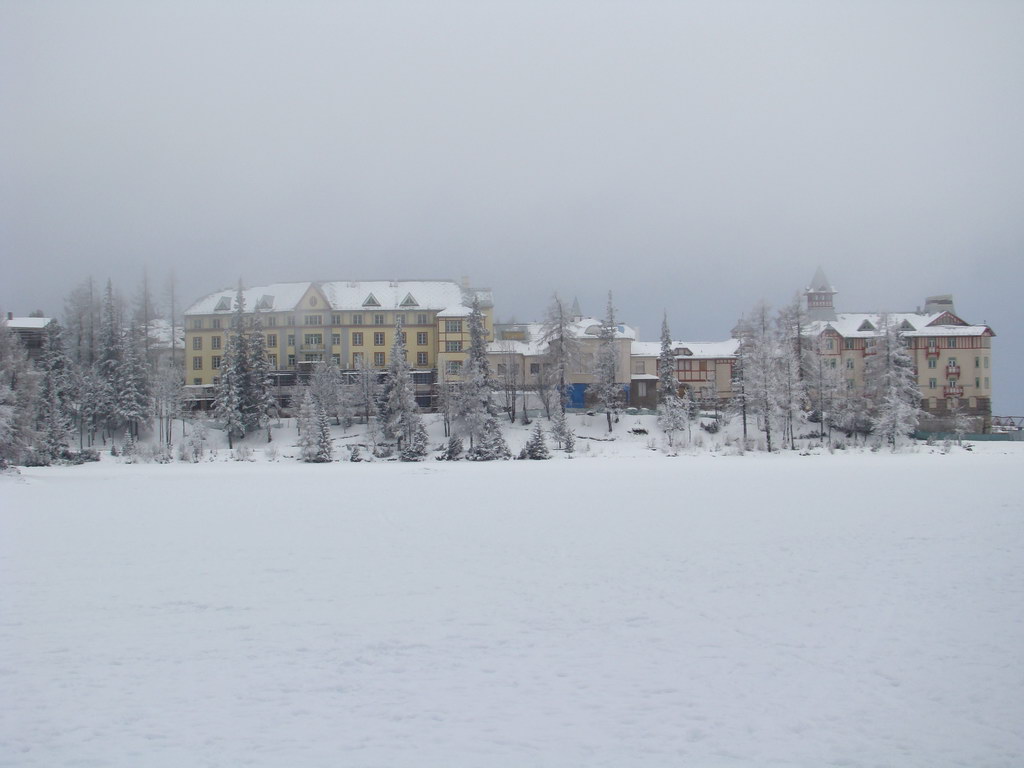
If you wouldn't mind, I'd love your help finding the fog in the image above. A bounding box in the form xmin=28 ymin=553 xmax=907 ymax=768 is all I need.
xmin=3 ymin=1 xmax=1021 ymax=411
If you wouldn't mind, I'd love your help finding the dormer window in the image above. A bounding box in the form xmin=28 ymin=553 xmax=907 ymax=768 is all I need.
xmin=857 ymin=320 xmax=875 ymax=332
xmin=400 ymin=293 xmax=419 ymax=307
xmin=214 ymin=297 xmax=231 ymax=312
xmin=363 ymin=293 xmax=381 ymax=307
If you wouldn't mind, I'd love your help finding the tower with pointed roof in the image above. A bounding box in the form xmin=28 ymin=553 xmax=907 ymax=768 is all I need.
xmin=804 ymin=267 xmax=837 ymax=322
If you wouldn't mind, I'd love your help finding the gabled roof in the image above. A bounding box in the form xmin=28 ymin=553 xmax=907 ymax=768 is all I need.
xmin=185 ymin=281 xmax=491 ymax=315
xmin=808 ymin=312 xmax=994 ymax=338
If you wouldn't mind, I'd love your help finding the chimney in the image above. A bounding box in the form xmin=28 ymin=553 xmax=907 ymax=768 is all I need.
xmin=6 ymin=312 xmax=11 ymax=321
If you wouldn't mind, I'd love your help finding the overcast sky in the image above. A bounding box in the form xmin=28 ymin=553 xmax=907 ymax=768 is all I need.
xmin=3 ymin=1 xmax=1022 ymax=412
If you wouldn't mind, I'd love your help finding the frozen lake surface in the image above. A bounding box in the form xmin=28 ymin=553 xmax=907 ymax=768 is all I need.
xmin=2 ymin=446 xmax=1022 ymax=767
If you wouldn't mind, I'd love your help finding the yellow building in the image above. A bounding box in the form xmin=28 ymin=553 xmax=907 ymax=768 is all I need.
xmin=183 ymin=280 xmax=493 ymax=409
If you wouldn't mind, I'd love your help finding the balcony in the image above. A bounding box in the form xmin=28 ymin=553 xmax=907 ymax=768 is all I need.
xmin=943 ymin=385 xmax=964 ymax=398
xmin=300 ymin=343 xmax=324 ymax=352
xmin=946 ymin=365 xmax=960 ymax=377
xmin=926 ymin=347 xmax=940 ymax=358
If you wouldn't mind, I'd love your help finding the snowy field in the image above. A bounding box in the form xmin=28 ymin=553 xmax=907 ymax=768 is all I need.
xmin=2 ymin=443 xmax=1023 ymax=767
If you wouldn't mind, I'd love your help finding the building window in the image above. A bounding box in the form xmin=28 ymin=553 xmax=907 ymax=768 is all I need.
xmin=417 ymin=332 xmax=428 ymax=346
xmin=927 ymin=358 xmax=936 ymax=368
xmin=331 ymin=333 xmax=341 ymax=346
xmin=985 ymin=377 xmax=989 ymax=389
xmin=826 ymin=338 xmax=835 ymax=350
xmin=304 ymin=334 xmax=322 ymax=347
xmin=374 ymin=332 xmax=386 ymax=346
xmin=445 ymin=319 xmax=463 ymax=333
xmin=416 ymin=313 xmax=428 ymax=325
xmin=373 ymin=314 xmax=385 ymax=325
xmin=929 ymin=378 xmax=937 ymax=389
xmin=212 ymin=356 xmax=222 ymax=370
xmin=287 ymin=334 xmax=296 ymax=347
xmin=948 ymin=357 xmax=957 ymax=366
xmin=287 ymin=354 xmax=296 ymax=367
xmin=984 ymin=357 xmax=989 ymax=369
xmin=192 ymin=356 xmax=202 ymax=370
xmin=352 ymin=332 xmax=363 ymax=346
xmin=829 ymin=359 xmax=837 ymax=368
xmin=395 ymin=313 xmax=405 ymax=325
xmin=266 ymin=316 xmax=276 ymax=327
xmin=975 ymin=377 xmax=980 ymax=389
xmin=637 ymin=381 xmax=648 ymax=397
xmin=846 ymin=379 xmax=855 ymax=390
xmin=844 ymin=338 xmax=854 ymax=350
xmin=286 ymin=316 xmax=295 ymax=326
xmin=211 ymin=336 xmax=221 ymax=350
xmin=331 ymin=314 xmax=342 ymax=325
xmin=632 ymin=360 xmax=645 ymax=374
xmin=332 ymin=354 xmax=341 ymax=365
xmin=353 ymin=352 xmax=363 ymax=366
xmin=352 ymin=314 xmax=363 ymax=325
xmin=497 ymin=363 xmax=507 ymax=376
xmin=304 ymin=314 xmax=322 ymax=326
xmin=846 ymin=358 xmax=854 ymax=369
xmin=949 ymin=337 xmax=957 ymax=348
xmin=192 ymin=336 xmax=203 ymax=350
xmin=416 ymin=352 xmax=428 ymax=366
xmin=374 ymin=352 xmax=385 ymax=366
xmin=191 ymin=318 xmax=203 ymax=329
xmin=530 ymin=363 xmax=540 ymax=375
xmin=445 ymin=340 xmax=462 ymax=352
xmin=212 ymin=318 xmax=221 ymax=330
xmin=267 ymin=334 xmax=276 ymax=348
xmin=446 ymin=360 xmax=462 ymax=375
xmin=269 ymin=354 xmax=277 ymax=367
xmin=193 ymin=378 xmax=202 ymax=385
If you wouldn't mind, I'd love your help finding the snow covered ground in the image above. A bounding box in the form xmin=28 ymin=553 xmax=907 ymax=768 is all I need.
xmin=2 ymin=435 xmax=1022 ymax=767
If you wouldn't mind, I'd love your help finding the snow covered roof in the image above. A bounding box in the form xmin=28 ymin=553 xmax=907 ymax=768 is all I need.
xmin=5 ymin=316 xmax=52 ymax=329
xmin=630 ymin=339 xmax=740 ymax=359
xmin=436 ymin=305 xmax=473 ymax=318
xmin=487 ymin=339 xmax=542 ymax=356
xmin=808 ymin=312 xmax=993 ymax=338
xmin=185 ymin=281 xmax=491 ymax=315
xmin=145 ymin=318 xmax=184 ymax=349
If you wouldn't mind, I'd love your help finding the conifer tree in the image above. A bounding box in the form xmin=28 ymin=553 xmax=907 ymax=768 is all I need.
xmin=96 ymin=280 xmax=123 ymax=436
xmin=213 ymin=283 xmax=249 ymax=447
xmin=550 ymin=407 xmax=574 ymax=452
xmin=400 ymin=420 xmax=429 ymax=461
xmin=523 ymin=421 xmax=551 ymax=459
xmin=297 ymin=389 xmax=319 ymax=462
xmin=116 ymin=327 xmax=150 ymax=439
xmin=246 ymin=307 xmax=275 ymax=435
xmin=467 ymin=416 xmax=511 ymax=460
xmin=657 ymin=313 xmax=689 ymax=448
xmin=315 ymin=400 xmax=334 ymax=462
xmin=0 ymin=322 xmax=39 ymax=465
xmin=381 ymin=317 xmax=424 ymax=453
xmin=36 ymin=321 xmax=74 ymax=462
xmin=593 ymin=291 xmax=622 ymax=432
xmin=456 ymin=298 xmax=496 ymax=448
